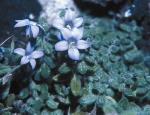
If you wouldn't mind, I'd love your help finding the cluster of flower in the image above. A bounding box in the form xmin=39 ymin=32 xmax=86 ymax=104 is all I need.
xmin=13 ymin=9 xmax=90 ymax=69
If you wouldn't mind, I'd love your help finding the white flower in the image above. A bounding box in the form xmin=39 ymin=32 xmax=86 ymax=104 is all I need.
xmin=14 ymin=19 xmax=40 ymax=38
xmin=55 ymin=28 xmax=90 ymax=60
xmin=124 ymin=9 xmax=132 ymax=17
xmin=53 ymin=9 xmax=83 ymax=30
xmin=14 ymin=42 xmax=44 ymax=69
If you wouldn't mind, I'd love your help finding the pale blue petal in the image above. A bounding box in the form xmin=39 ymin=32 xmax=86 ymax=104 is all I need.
xmin=26 ymin=26 xmax=32 ymax=37
xmin=72 ymin=28 xmax=83 ymax=40
xmin=55 ymin=41 xmax=68 ymax=51
xmin=64 ymin=9 xmax=76 ymax=21
xmin=14 ymin=48 xmax=25 ymax=56
xmin=31 ymin=51 xmax=44 ymax=59
xmin=53 ymin=18 xmax=64 ymax=30
xmin=77 ymin=40 xmax=90 ymax=49
xmin=30 ymin=59 xmax=36 ymax=69
xmin=56 ymin=32 xmax=63 ymax=40
xmin=31 ymin=25 xmax=39 ymax=38
xmin=21 ymin=56 xmax=29 ymax=65
xmin=14 ymin=19 xmax=29 ymax=27
xmin=68 ymin=48 xmax=80 ymax=60
xmin=73 ymin=17 xmax=83 ymax=28
xmin=61 ymin=28 xmax=72 ymax=40
xmin=26 ymin=42 xmax=33 ymax=54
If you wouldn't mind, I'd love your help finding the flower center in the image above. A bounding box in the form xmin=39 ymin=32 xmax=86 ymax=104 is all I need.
xmin=65 ymin=20 xmax=73 ymax=30
xmin=25 ymin=55 xmax=32 ymax=61
xmin=68 ymin=37 xmax=77 ymax=49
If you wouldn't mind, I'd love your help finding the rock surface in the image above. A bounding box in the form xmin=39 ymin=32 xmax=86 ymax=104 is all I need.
xmin=80 ymin=0 xmax=124 ymax=6
xmin=38 ymin=0 xmax=79 ymax=26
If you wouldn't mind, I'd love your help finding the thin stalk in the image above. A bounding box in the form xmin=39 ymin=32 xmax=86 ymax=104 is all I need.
xmin=0 ymin=35 xmax=14 ymax=47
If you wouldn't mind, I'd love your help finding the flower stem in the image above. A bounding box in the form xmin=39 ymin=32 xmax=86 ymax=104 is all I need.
xmin=0 ymin=35 xmax=14 ymax=47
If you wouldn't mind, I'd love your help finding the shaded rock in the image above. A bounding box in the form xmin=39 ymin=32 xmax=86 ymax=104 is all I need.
xmin=81 ymin=0 xmax=124 ymax=6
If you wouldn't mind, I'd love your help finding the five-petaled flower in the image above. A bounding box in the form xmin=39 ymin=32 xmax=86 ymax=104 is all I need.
xmin=53 ymin=9 xmax=83 ymax=30
xmin=14 ymin=42 xmax=44 ymax=69
xmin=55 ymin=28 xmax=90 ymax=60
xmin=14 ymin=19 xmax=40 ymax=38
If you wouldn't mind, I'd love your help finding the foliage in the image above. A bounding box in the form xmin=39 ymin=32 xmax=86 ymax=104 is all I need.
xmin=0 ymin=10 xmax=150 ymax=115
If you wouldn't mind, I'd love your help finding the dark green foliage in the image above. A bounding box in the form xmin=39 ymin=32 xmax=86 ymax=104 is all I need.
xmin=0 ymin=13 xmax=150 ymax=115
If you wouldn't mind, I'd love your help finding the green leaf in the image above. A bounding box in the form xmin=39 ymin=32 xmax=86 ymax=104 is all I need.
xmin=18 ymin=88 xmax=29 ymax=99
xmin=5 ymin=94 xmax=15 ymax=106
xmin=27 ymin=98 xmax=44 ymax=111
xmin=79 ymin=94 xmax=97 ymax=105
xmin=40 ymin=63 xmax=50 ymax=79
xmin=49 ymin=109 xmax=63 ymax=115
xmin=41 ymin=110 xmax=51 ymax=115
xmin=119 ymin=96 xmax=129 ymax=110
xmin=70 ymin=75 xmax=81 ymax=96
xmin=103 ymin=105 xmax=118 ymax=115
xmin=77 ymin=61 xmax=88 ymax=75
xmin=44 ymin=56 xmax=55 ymax=69
xmin=40 ymin=84 xmax=49 ymax=100
xmin=0 ymin=86 xmax=10 ymax=100
xmin=71 ymin=112 xmax=86 ymax=115
xmin=0 ymin=64 xmax=12 ymax=75
xmin=96 ymin=95 xmax=106 ymax=107
xmin=58 ymin=63 xmax=70 ymax=74
xmin=46 ymin=97 xmax=59 ymax=109
xmin=121 ymin=110 xmax=138 ymax=115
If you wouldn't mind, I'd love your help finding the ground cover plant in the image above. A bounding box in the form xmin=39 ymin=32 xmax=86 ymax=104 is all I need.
xmin=0 ymin=5 xmax=150 ymax=115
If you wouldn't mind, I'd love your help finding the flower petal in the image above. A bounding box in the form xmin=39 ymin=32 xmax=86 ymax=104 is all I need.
xmin=14 ymin=48 xmax=25 ymax=56
xmin=14 ymin=19 xmax=29 ymax=27
xmin=77 ymin=40 xmax=90 ymax=49
xmin=26 ymin=26 xmax=32 ymax=37
xmin=21 ymin=56 xmax=29 ymax=65
xmin=61 ymin=28 xmax=72 ymax=40
xmin=26 ymin=42 xmax=33 ymax=54
xmin=30 ymin=59 xmax=36 ymax=69
xmin=56 ymin=31 xmax=63 ymax=40
xmin=73 ymin=17 xmax=83 ymax=28
xmin=31 ymin=51 xmax=44 ymax=59
xmin=53 ymin=18 xmax=64 ymax=30
xmin=55 ymin=41 xmax=68 ymax=51
xmin=72 ymin=28 xmax=83 ymax=40
xmin=68 ymin=48 xmax=80 ymax=60
xmin=31 ymin=25 xmax=39 ymax=38
xmin=64 ymin=9 xmax=76 ymax=22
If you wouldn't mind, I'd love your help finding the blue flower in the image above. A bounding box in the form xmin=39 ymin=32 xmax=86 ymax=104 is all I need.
xmin=14 ymin=19 xmax=40 ymax=38
xmin=55 ymin=28 xmax=90 ymax=60
xmin=14 ymin=42 xmax=44 ymax=69
xmin=53 ymin=9 xmax=83 ymax=30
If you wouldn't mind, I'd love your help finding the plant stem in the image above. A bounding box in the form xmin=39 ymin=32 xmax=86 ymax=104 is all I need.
xmin=0 ymin=35 xmax=14 ymax=47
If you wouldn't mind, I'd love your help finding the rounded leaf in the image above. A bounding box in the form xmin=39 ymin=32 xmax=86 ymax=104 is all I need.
xmin=77 ymin=40 xmax=90 ymax=50
xmin=70 ymin=75 xmax=81 ymax=96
